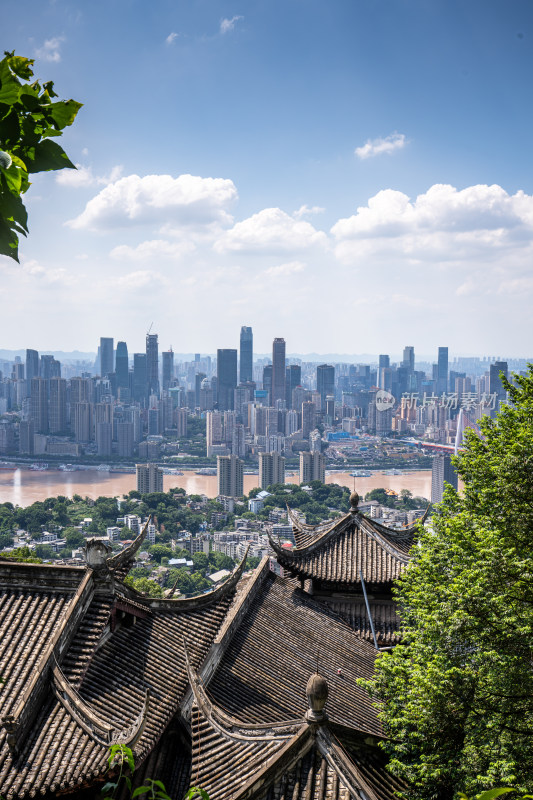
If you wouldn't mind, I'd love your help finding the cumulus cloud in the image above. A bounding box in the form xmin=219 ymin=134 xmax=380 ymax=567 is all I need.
xmin=220 ymin=15 xmax=243 ymax=34
xmin=293 ymin=205 xmax=325 ymax=219
xmin=67 ymin=173 xmax=237 ymax=231
xmin=166 ymin=32 xmax=179 ymax=45
xmin=56 ymin=164 xmax=123 ymax=188
xmin=110 ymin=239 xmax=195 ymax=261
xmin=23 ymin=259 xmax=76 ymax=286
xmin=355 ymin=132 xmax=406 ymax=160
xmin=107 ymin=270 xmax=169 ymax=290
xmin=265 ymin=261 xmax=306 ymax=277
xmin=215 ymin=208 xmax=327 ymax=254
xmin=35 ymin=37 xmax=65 ymax=63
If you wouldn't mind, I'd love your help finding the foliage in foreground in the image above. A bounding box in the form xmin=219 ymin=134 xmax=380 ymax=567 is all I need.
xmin=0 ymin=51 xmax=81 ymax=260
xmin=363 ymin=367 xmax=533 ymax=799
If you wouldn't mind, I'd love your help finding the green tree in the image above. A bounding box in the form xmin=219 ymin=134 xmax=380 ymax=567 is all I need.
xmin=0 ymin=51 xmax=81 ymax=260
xmin=365 ymin=367 xmax=533 ymax=799
xmin=128 ymin=577 xmax=163 ymax=598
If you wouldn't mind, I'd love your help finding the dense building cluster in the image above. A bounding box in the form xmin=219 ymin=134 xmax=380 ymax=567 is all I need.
xmin=0 ymin=332 xmax=519 ymax=479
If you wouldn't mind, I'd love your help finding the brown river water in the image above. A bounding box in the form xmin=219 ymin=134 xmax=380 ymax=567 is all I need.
xmin=0 ymin=467 xmax=432 ymax=507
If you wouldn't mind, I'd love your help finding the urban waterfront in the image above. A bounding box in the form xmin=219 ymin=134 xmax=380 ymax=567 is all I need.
xmin=0 ymin=467 xmax=432 ymax=507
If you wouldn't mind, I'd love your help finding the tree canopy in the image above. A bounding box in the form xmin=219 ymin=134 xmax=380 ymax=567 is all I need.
xmin=365 ymin=367 xmax=533 ymax=798
xmin=0 ymin=51 xmax=81 ymax=260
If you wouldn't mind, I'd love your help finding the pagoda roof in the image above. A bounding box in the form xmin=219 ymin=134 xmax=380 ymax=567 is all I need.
xmin=186 ymin=643 xmax=405 ymax=800
xmin=0 ymin=551 xmax=247 ymax=798
xmin=270 ymin=499 xmax=429 ymax=586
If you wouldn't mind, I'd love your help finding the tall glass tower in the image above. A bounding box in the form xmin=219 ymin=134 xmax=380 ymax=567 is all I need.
xmin=146 ymin=333 xmax=159 ymax=396
xmin=217 ymin=349 xmax=237 ymax=410
xmin=272 ymin=338 xmax=286 ymax=405
xmin=239 ymin=326 xmax=253 ymax=384
xmin=115 ymin=341 xmax=129 ymax=388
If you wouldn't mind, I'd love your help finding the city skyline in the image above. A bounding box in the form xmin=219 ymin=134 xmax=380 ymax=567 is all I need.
xmin=3 ymin=1 xmax=533 ymax=355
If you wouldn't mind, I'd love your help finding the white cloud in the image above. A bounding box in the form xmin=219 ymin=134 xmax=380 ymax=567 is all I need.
xmin=355 ymin=132 xmax=406 ymax=160
xmin=293 ymin=205 xmax=325 ymax=219
xmin=215 ymin=207 xmax=327 ymax=254
xmin=56 ymin=164 xmax=123 ymax=188
xmin=265 ymin=261 xmax=306 ymax=277
xmin=35 ymin=37 xmax=65 ymax=63
xmin=107 ymin=270 xmax=169 ymax=290
xmin=220 ymin=15 xmax=243 ymax=34
xmin=166 ymin=32 xmax=179 ymax=45
xmin=67 ymin=173 xmax=237 ymax=231
xmin=110 ymin=239 xmax=195 ymax=261
xmin=23 ymin=259 xmax=76 ymax=286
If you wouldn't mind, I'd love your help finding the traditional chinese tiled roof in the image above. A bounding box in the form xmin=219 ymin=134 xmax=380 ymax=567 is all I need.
xmin=272 ymin=498 xmax=428 ymax=587
xmin=187 ymin=648 xmax=405 ymax=800
xmin=206 ymin=567 xmax=382 ymax=737
xmin=0 ymin=553 xmax=247 ymax=798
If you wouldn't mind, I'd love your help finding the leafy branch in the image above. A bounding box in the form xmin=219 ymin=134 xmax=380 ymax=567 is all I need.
xmin=0 ymin=50 xmax=81 ymax=261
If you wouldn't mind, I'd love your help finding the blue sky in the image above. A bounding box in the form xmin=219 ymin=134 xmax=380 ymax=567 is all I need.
xmin=4 ymin=0 xmax=533 ymax=358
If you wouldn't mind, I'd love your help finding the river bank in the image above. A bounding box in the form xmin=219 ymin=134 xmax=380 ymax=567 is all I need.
xmin=0 ymin=467 xmax=432 ymax=507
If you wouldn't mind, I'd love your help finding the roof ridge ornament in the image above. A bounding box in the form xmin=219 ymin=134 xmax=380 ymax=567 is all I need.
xmin=305 ymin=671 xmax=329 ymax=724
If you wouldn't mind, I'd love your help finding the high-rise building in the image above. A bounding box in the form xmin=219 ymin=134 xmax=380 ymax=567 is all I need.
xmin=70 ymin=377 xmax=91 ymax=405
xmin=146 ymin=333 xmax=159 ymax=396
xmin=489 ymin=361 xmax=508 ymax=409
xmin=217 ymin=349 xmax=237 ymax=411
xmin=299 ymin=451 xmax=326 ymax=485
xmin=136 ymin=463 xmax=164 ymax=494
xmin=96 ymin=422 xmax=112 ymax=456
xmin=262 ymin=365 xmax=272 ymax=403
xmin=206 ymin=411 xmax=223 ymax=456
xmin=49 ymin=377 xmax=67 ymax=434
xmin=301 ymin=401 xmax=316 ymax=439
xmin=117 ymin=421 xmax=134 ymax=457
xmin=378 ymin=354 xmax=390 ymax=370
xmin=30 ymin=377 xmax=48 ymax=433
xmin=74 ymin=402 xmax=92 ymax=442
xmin=100 ymin=338 xmax=114 ymax=377
xmin=272 ymin=338 xmax=286 ymax=405
xmin=40 ymin=355 xmax=61 ymax=381
xmin=239 ymin=326 xmax=253 ymax=384
xmin=437 ymin=347 xmax=448 ymax=394
xmin=316 ymin=364 xmax=335 ymax=407
xmin=285 ymin=365 xmax=301 ymax=409
xmin=25 ymin=349 xmax=39 ymax=397
xmin=115 ymin=341 xmax=129 ymax=389
xmin=133 ymin=353 xmax=148 ymax=403
xmin=259 ymin=451 xmax=285 ymax=489
xmin=19 ymin=420 xmax=34 ymax=455
xmin=162 ymin=349 xmax=174 ymax=390
xmin=217 ymin=454 xmax=243 ymax=498
xmin=402 ymin=346 xmax=415 ymax=373
xmin=431 ymin=454 xmax=458 ymax=504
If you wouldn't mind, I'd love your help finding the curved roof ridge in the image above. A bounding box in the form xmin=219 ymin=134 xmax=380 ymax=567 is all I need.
xmin=363 ymin=504 xmax=429 ymax=539
xmin=105 ymin=515 xmax=152 ymax=573
xmin=52 ymin=659 xmax=150 ymax=748
xmin=357 ymin=516 xmax=411 ymax=564
xmin=269 ymin=513 xmax=353 ymax=560
xmin=287 ymin=504 xmax=333 ymax=534
xmin=184 ymin=640 xmax=301 ymax=741
xmin=118 ymin=546 xmax=249 ymax=611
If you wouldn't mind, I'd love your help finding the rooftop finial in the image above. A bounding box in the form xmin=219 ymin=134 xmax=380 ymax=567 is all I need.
xmin=305 ymin=671 xmax=328 ymax=724
xmin=350 ymin=491 xmax=360 ymax=513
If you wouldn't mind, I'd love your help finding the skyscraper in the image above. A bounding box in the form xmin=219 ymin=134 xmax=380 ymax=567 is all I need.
xmin=272 ymin=338 xmax=286 ymax=405
xmin=239 ymin=326 xmax=253 ymax=384
xmin=431 ymin=454 xmax=458 ymax=504
xmin=402 ymin=346 xmax=415 ymax=372
xmin=489 ymin=361 xmax=508 ymax=409
xmin=162 ymin=349 xmax=174 ymax=390
xmin=133 ymin=353 xmax=148 ymax=403
xmin=217 ymin=454 xmax=243 ymax=498
xmin=316 ymin=364 xmax=335 ymax=408
xmin=299 ymin=451 xmax=326 ymax=484
xmin=285 ymin=364 xmax=301 ymax=409
xmin=437 ymin=347 xmax=448 ymax=394
xmin=378 ymin=354 xmax=390 ymax=370
xmin=217 ymin=349 xmax=237 ymax=411
xmin=49 ymin=377 xmax=67 ymax=434
xmin=259 ymin=451 xmax=285 ymax=489
xmin=136 ymin=463 xmax=164 ymax=494
xmin=146 ymin=333 xmax=159 ymax=396
xmin=100 ymin=338 xmax=114 ymax=377
xmin=30 ymin=377 xmax=48 ymax=433
xmin=25 ymin=349 xmax=39 ymax=397
xmin=115 ymin=341 xmax=129 ymax=389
